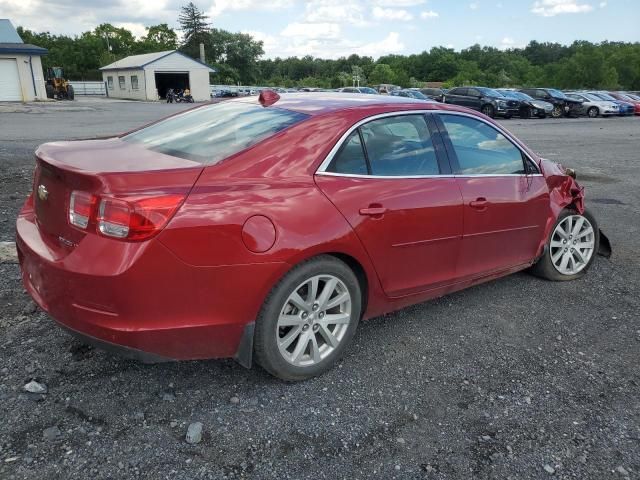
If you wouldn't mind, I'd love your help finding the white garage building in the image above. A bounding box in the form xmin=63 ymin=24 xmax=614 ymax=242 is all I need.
xmin=0 ymin=19 xmax=48 ymax=102
xmin=100 ymin=50 xmax=215 ymax=101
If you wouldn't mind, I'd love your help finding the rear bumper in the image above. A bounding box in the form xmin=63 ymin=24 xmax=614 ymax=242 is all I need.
xmin=16 ymin=204 xmax=286 ymax=362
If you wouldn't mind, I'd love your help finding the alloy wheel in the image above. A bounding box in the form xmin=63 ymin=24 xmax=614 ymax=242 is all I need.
xmin=550 ymin=215 xmax=595 ymax=275
xmin=276 ymin=274 xmax=352 ymax=367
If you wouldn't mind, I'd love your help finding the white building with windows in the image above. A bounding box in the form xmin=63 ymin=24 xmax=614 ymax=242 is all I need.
xmin=100 ymin=50 xmax=215 ymax=102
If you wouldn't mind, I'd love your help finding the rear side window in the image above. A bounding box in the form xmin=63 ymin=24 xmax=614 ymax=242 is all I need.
xmin=361 ymin=115 xmax=439 ymax=176
xmin=123 ymin=102 xmax=309 ymax=164
xmin=439 ymin=114 xmax=525 ymax=175
xmin=326 ymin=131 xmax=368 ymax=175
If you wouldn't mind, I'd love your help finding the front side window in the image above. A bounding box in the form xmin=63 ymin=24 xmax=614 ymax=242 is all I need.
xmin=131 ymin=75 xmax=139 ymax=90
xmin=439 ymin=114 xmax=525 ymax=175
xmin=360 ymin=115 xmax=439 ymax=176
xmin=107 ymin=76 xmax=114 ymax=89
xmin=118 ymin=76 xmax=125 ymax=89
xmin=123 ymin=102 xmax=309 ymax=164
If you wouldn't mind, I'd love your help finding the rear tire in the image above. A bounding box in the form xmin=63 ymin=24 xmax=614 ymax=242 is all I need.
xmin=254 ymin=256 xmax=362 ymax=381
xmin=530 ymin=209 xmax=599 ymax=281
xmin=587 ymin=106 xmax=599 ymax=118
xmin=45 ymin=84 xmax=54 ymax=99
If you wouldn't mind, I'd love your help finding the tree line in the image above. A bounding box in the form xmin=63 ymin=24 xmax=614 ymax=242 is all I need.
xmin=16 ymin=2 xmax=640 ymax=90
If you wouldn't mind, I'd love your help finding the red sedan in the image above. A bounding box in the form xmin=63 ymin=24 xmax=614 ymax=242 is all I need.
xmin=17 ymin=92 xmax=603 ymax=380
xmin=608 ymin=92 xmax=640 ymax=115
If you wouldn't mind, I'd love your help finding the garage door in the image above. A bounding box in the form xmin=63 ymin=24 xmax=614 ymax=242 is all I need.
xmin=0 ymin=59 xmax=23 ymax=101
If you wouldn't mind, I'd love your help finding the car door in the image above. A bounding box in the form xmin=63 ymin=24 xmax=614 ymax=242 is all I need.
xmin=315 ymin=112 xmax=463 ymax=297
xmin=445 ymin=88 xmax=467 ymax=107
xmin=466 ymin=88 xmax=482 ymax=110
xmin=434 ymin=112 xmax=550 ymax=280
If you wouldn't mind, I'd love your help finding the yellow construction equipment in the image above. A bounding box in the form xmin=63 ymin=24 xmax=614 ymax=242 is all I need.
xmin=45 ymin=67 xmax=74 ymax=100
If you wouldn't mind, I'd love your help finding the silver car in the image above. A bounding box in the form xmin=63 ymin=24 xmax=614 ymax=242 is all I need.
xmin=566 ymin=92 xmax=619 ymax=118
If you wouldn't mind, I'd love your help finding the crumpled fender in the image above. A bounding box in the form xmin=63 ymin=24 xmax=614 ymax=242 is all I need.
xmin=538 ymin=159 xmax=585 ymax=255
xmin=540 ymin=158 xmax=585 ymax=215
xmin=537 ymin=158 xmax=611 ymax=259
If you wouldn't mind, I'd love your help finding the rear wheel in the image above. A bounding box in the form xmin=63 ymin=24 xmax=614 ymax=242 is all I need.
xmin=481 ymin=104 xmax=495 ymax=118
xmin=530 ymin=209 xmax=599 ymax=281
xmin=587 ymin=106 xmax=599 ymax=118
xmin=45 ymin=84 xmax=54 ymax=99
xmin=254 ymin=256 xmax=362 ymax=381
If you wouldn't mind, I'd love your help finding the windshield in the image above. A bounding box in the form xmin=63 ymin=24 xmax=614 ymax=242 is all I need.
xmin=547 ymin=89 xmax=567 ymax=99
xmin=409 ymin=91 xmax=428 ymax=99
xmin=497 ymin=90 xmax=518 ymax=99
xmin=592 ymin=92 xmax=616 ymax=101
xmin=478 ymin=87 xmax=501 ymax=97
xmin=359 ymin=87 xmax=378 ymax=94
xmin=514 ymin=92 xmax=534 ymax=101
xmin=123 ymin=102 xmax=309 ymax=164
xmin=582 ymin=93 xmax=602 ymax=101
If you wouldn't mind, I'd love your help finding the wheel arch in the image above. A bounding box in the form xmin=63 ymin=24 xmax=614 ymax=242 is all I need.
xmin=235 ymin=249 xmax=377 ymax=370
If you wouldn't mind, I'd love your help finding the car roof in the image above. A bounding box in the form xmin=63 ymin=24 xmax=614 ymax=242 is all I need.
xmin=234 ymin=92 xmax=434 ymax=116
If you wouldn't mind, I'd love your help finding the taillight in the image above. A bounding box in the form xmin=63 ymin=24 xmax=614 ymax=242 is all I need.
xmin=97 ymin=194 xmax=185 ymax=241
xmin=68 ymin=190 xmax=185 ymax=241
xmin=97 ymin=198 xmax=131 ymax=238
xmin=69 ymin=191 xmax=96 ymax=229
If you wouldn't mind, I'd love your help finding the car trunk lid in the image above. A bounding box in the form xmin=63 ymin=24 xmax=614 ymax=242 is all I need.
xmin=33 ymin=138 xmax=203 ymax=246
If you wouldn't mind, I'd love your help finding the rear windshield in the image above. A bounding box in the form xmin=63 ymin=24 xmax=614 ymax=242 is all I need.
xmin=123 ymin=102 xmax=309 ymax=164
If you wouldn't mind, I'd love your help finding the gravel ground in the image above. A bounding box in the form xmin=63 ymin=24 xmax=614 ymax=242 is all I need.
xmin=0 ymin=100 xmax=638 ymax=480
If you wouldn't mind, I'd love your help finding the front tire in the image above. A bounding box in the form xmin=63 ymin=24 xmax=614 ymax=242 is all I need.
xmin=551 ymin=105 xmax=563 ymax=118
xmin=530 ymin=209 xmax=599 ymax=281
xmin=587 ymin=106 xmax=599 ymax=118
xmin=481 ymin=104 xmax=495 ymax=118
xmin=66 ymin=85 xmax=74 ymax=100
xmin=254 ymin=256 xmax=362 ymax=381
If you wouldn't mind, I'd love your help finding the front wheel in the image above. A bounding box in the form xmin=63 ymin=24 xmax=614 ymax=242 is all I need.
xmin=551 ymin=105 xmax=563 ymax=118
xmin=530 ymin=209 xmax=599 ymax=281
xmin=254 ymin=256 xmax=362 ymax=381
xmin=66 ymin=85 xmax=74 ymax=100
xmin=587 ymin=106 xmax=599 ymax=118
xmin=481 ymin=104 xmax=495 ymax=118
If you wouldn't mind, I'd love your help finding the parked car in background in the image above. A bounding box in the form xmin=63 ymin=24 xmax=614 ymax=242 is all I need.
xmin=390 ymin=89 xmax=432 ymax=101
xmin=564 ymin=92 xmax=619 ymax=118
xmin=519 ymin=88 xmax=582 ymax=118
xmin=417 ymin=87 xmax=445 ymax=102
xmin=496 ymin=89 xmax=553 ymax=118
xmin=16 ymin=91 xmax=603 ymax=381
xmin=338 ymin=87 xmax=378 ymax=94
xmin=444 ymin=86 xmax=520 ymax=118
xmin=608 ymin=92 xmax=640 ymax=115
xmin=586 ymin=91 xmax=634 ymax=116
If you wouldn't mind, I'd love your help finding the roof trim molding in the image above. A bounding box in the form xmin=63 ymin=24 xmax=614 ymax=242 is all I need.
xmin=100 ymin=50 xmax=216 ymax=73
xmin=0 ymin=43 xmax=48 ymax=55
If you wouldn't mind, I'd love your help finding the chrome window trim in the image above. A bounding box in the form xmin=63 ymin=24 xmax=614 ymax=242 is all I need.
xmin=316 ymin=171 xmax=543 ymax=179
xmin=315 ymin=109 xmax=542 ymax=179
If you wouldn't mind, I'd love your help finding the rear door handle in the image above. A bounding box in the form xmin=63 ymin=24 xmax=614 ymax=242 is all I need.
xmin=469 ymin=198 xmax=488 ymax=211
xmin=359 ymin=205 xmax=387 ymax=217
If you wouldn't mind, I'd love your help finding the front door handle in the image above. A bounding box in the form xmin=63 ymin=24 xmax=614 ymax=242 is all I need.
xmin=469 ymin=197 xmax=488 ymax=211
xmin=359 ymin=205 xmax=387 ymax=217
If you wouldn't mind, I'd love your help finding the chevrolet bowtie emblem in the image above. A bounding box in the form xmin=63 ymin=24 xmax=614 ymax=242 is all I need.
xmin=37 ymin=184 xmax=49 ymax=201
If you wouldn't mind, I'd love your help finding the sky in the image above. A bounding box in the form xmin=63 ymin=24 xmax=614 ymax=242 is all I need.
xmin=1 ymin=0 xmax=639 ymax=59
